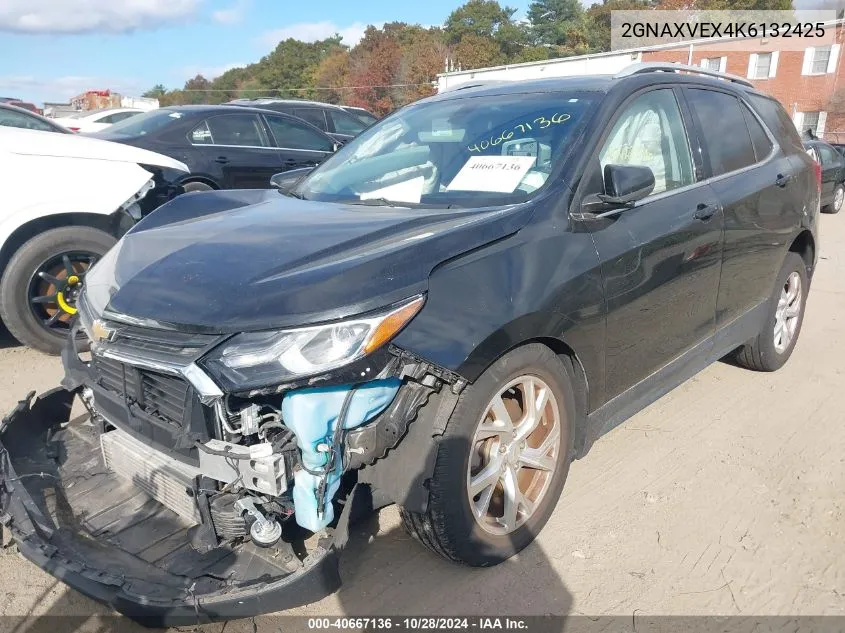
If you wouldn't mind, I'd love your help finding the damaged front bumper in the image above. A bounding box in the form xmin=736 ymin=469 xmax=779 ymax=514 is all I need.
xmin=0 ymin=388 xmax=356 ymax=626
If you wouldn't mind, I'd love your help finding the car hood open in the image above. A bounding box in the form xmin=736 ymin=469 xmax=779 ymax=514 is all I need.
xmin=86 ymin=189 xmax=534 ymax=332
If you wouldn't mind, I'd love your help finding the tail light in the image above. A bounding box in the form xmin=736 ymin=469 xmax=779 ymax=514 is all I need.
xmin=813 ymin=159 xmax=822 ymax=192
xmin=68 ymin=127 xmax=80 ymax=133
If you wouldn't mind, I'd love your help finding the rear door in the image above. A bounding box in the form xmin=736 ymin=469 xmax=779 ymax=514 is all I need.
xmin=583 ymin=87 xmax=724 ymax=399
xmin=684 ymin=87 xmax=798 ymax=328
xmin=292 ymin=107 xmax=329 ymax=133
xmin=262 ymin=113 xmax=335 ymax=172
xmin=188 ymin=113 xmax=280 ymax=188
xmin=816 ymin=143 xmax=843 ymax=204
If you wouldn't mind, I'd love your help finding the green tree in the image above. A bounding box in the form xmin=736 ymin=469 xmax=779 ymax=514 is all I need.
xmin=445 ymin=0 xmax=519 ymax=43
xmin=142 ymin=84 xmax=167 ymax=99
xmin=527 ymin=0 xmax=587 ymax=48
xmin=455 ymin=33 xmax=506 ymax=69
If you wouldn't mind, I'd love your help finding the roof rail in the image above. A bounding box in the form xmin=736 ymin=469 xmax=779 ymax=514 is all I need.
xmin=615 ymin=62 xmax=753 ymax=88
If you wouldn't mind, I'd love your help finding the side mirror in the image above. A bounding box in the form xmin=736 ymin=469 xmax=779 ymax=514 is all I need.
xmin=598 ymin=164 xmax=655 ymax=207
xmin=270 ymin=167 xmax=314 ymax=194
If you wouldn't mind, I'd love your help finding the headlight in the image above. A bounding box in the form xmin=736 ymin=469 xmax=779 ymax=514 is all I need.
xmin=202 ymin=295 xmax=424 ymax=390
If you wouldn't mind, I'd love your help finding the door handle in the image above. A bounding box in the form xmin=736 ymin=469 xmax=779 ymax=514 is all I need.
xmin=776 ymin=173 xmax=793 ymax=188
xmin=214 ymin=156 xmax=230 ymax=164
xmin=693 ymin=203 xmax=718 ymax=221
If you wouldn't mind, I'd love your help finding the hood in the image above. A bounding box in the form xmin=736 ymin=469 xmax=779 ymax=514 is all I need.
xmin=0 ymin=127 xmax=188 ymax=172
xmin=85 ymin=189 xmax=534 ymax=332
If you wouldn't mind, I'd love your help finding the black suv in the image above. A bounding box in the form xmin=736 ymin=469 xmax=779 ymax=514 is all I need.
xmin=225 ymin=98 xmax=369 ymax=142
xmin=805 ymin=139 xmax=844 ymax=213
xmin=1 ymin=64 xmax=820 ymax=624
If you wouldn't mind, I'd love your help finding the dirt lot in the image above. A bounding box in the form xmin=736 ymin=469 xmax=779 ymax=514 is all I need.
xmin=0 ymin=215 xmax=842 ymax=628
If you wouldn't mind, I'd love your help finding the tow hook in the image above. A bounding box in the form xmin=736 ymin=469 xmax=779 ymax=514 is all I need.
xmin=234 ymin=497 xmax=282 ymax=547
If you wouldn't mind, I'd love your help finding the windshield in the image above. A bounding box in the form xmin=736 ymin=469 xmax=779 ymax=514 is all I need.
xmin=296 ymin=91 xmax=598 ymax=208
xmin=97 ymin=109 xmax=182 ymax=137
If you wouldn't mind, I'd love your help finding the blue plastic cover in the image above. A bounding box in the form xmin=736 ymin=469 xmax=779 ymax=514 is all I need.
xmin=281 ymin=379 xmax=401 ymax=532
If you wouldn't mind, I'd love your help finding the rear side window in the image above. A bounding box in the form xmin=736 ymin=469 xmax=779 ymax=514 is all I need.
xmin=265 ymin=115 xmax=334 ymax=151
xmin=741 ymin=103 xmax=773 ymax=162
xmin=293 ymin=108 xmax=328 ymax=131
xmin=688 ymin=89 xmax=755 ymax=177
xmin=747 ymin=94 xmax=804 ymax=152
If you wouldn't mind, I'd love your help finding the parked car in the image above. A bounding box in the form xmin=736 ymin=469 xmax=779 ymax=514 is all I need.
xmin=225 ymin=98 xmax=369 ymax=142
xmin=0 ymin=102 xmax=69 ymax=133
xmin=341 ymin=105 xmax=379 ymax=126
xmin=0 ymin=97 xmax=38 ymax=113
xmin=0 ymin=63 xmax=819 ymax=623
xmin=54 ymin=107 xmax=143 ymax=133
xmin=87 ymin=105 xmax=338 ymax=192
xmin=0 ymin=127 xmax=187 ymax=353
xmin=805 ymin=139 xmax=844 ymax=213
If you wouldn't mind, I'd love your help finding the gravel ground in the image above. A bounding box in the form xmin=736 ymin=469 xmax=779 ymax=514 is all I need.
xmin=0 ymin=215 xmax=842 ymax=630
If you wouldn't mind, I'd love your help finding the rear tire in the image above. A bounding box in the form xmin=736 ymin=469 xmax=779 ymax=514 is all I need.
xmin=823 ymin=183 xmax=843 ymax=214
xmin=734 ymin=252 xmax=808 ymax=372
xmin=0 ymin=226 xmax=116 ymax=354
xmin=401 ymin=344 xmax=575 ymax=566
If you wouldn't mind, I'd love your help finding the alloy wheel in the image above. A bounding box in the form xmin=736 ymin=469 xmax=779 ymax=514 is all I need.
xmin=773 ymin=271 xmax=802 ymax=354
xmin=835 ymin=187 xmax=844 ymax=212
xmin=466 ymin=375 xmax=561 ymax=535
xmin=27 ymin=251 xmax=98 ymax=335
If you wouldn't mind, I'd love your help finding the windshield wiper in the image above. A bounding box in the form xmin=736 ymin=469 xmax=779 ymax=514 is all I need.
xmin=347 ymin=197 xmax=400 ymax=207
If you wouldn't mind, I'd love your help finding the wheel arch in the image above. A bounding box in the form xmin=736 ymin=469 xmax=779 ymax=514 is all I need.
xmin=789 ymin=229 xmax=816 ymax=279
xmin=179 ymin=175 xmax=220 ymax=189
xmin=0 ymin=212 xmax=123 ymax=281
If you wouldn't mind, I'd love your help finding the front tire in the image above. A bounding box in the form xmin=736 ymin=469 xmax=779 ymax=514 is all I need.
xmin=401 ymin=344 xmax=575 ymax=566
xmin=0 ymin=226 xmax=116 ymax=354
xmin=734 ymin=252 xmax=808 ymax=372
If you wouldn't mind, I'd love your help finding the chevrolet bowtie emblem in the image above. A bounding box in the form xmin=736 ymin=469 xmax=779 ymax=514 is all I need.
xmin=91 ymin=319 xmax=116 ymax=343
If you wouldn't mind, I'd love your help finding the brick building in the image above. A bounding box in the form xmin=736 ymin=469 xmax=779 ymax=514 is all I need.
xmin=438 ymin=20 xmax=845 ymax=141
xmin=70 ymin=89 xmax=121 ymax=111
xmin=642 ymin=24 xmax=845 ymax=140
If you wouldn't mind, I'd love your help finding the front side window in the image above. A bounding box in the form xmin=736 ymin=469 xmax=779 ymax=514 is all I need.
xmin=688 ymin=89 xmax=756 ymax=177
xmin=293 ymin=108 xmax=328 ymax=131
xmin=329 ymin=110 xmax=366 ymax=135
xmin=599 ymin=89 xmax=694 ymax=196
xmin=818 ymin=144 xmax=836 ymax=164
xmin=296 ymin=91 xmax=599 ymax=208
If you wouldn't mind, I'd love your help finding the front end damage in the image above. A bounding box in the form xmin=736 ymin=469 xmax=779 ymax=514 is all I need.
xmin=0 ymin=324 xmax=464 ymax=625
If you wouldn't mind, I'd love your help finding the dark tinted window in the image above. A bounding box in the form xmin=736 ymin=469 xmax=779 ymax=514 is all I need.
xmin=265 ymin=115 xmax=334 ymax=151
xmin=741 ymin=103 xmax=773 ymax=161
xmin=293 ymin=108 xmax=328 ymax=131
xmin=688 ymin=89 xmax=755 ymax=176
xmin=748 ymin=94 xmax=804 ymax=152
xmin=0 ymin=108 xmax=59 ymax=132
xmin=329 ymin=109 xmax=366 ymax=135
xmin=818 ymin=144 xmax=837 ymax=164
xmin=203 ymin=114 xmax=268 ymax=146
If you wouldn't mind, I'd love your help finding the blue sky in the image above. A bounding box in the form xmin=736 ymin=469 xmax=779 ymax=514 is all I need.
xmin=0 ymin=0 xmax=531 ymax=106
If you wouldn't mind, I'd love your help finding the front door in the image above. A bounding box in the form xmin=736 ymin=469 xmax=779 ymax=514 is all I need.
xmin=189 ymin=113 xmax=281 ymax=188
xmin=816 ymin=142 xmax=843 ymax=204
xmin=584 ymin=87 xmax=724 ymax=400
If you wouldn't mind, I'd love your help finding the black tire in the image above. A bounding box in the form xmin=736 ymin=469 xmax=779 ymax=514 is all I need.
xmin=401 ymin=343 xmax=576 ymax=566
xmin=734 ymin=252 xmax=808 ymax=372
xmin=823 ymin=183 xmax=843 ymax=214
xmin=0 ymin=226 xmax=116 ymax=354
xmin=183 ymin=181 xmax=214 ymax=193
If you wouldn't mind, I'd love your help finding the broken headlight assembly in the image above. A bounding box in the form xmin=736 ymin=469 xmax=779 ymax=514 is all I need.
xmin=202 ymin=295 xmax=425 ymax=391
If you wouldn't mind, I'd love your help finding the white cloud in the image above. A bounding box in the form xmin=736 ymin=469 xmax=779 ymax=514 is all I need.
xmin=211 ymin=0 xmax=248 ymax=25
xmin=0 ymin=74 xmax=146 ymax=104
xmin=0 ymin=0 xmax=199 ymax=34
xmin=259 ymin=21 xmax=379 ymax=49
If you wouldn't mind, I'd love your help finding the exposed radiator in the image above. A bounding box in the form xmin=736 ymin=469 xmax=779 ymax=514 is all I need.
xmin=101 ymin=428 xmax=201 ymax=523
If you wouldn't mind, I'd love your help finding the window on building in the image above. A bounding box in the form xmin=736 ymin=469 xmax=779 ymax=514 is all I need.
xmin=811 ymin=46 xmax=831 ymax=74
xmin=752 ymin=53 xmax=773 ymax=78
xmin=802 ymin=112 xmax=821 ymax=137
xmin=701 ymin=57 xmax=722 ymax=72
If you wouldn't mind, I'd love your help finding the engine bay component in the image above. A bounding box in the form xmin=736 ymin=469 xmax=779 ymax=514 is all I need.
xmin=281 ymin=378 xmax=400 ymax=532
xmin=197 ymin=438 xmax=286 ymax=496
xmin=235 ymin=497 xmax=283 ymax=547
